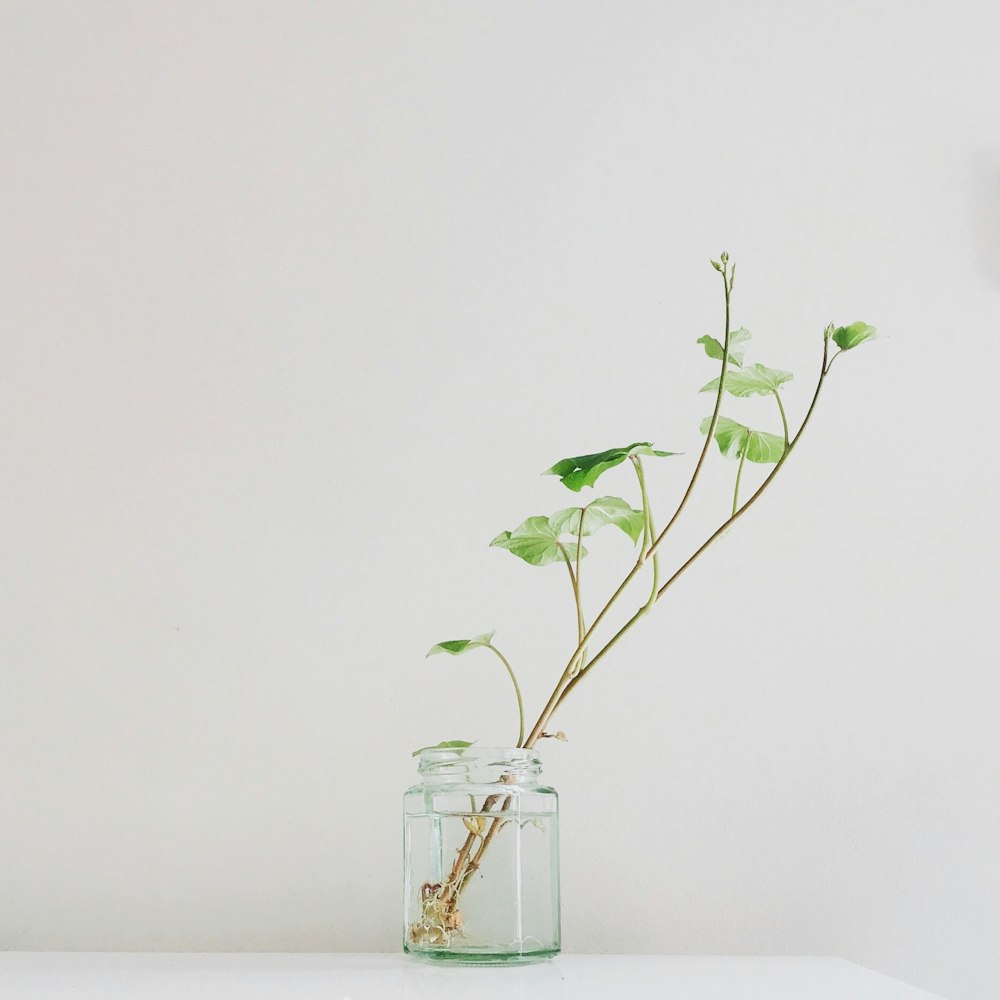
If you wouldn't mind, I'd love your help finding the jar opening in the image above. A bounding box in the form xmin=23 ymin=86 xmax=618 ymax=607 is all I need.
xmin=416 ymin=745 xmax=542 ymax=782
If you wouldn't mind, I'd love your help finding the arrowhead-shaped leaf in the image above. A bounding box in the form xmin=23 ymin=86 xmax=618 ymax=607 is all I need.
xmin=697 ymin=327 xmax=751 ymax=368
xmin=832 ymin=321 xmax=877 ymax=351
xmin=491 ymin=516 xmax=586 ymax=566
xmin=700 ymin=362 xmax=794 ymax=397
xmin=411 ymin=739 xmax=476 ymax=757
xmin=548 ymin=496 xmax=645 ymax=544
xmin=700 ymin=415 xmax=785 ymax=464
xmin=426 ymin=632 xmax=496 ymax=657
xmin=544 ymin=442 xmax=679 ymax=492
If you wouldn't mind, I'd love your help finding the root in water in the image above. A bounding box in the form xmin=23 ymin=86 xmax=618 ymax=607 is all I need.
xmin=408 ymin=882 xmax=465 ymax=947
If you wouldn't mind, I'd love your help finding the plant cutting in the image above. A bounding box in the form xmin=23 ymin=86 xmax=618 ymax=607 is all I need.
xmin=404 ymin=252 xmax=877 ymax=963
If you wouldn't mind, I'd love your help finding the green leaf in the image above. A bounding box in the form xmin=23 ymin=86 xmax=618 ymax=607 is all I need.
xmin=700 ymin=415 xmax=785 ymax=464
xmin=411 ymin=739 xmax=476 ymax=757
xmin=701 ymin=362 xmax=794 ymax=397
xmin=490 ymin=516 xmax=586 ymax=566
xmin=697 ymin=327 xmax=751 ymax=368
xmin=832 ymin=321 xmax=877 ymax=351
xmin=544 ymin=442 xmax=679 ymax=492
xmin=548 ymin=496 xmax=645 ymax=544
xmin=426 ymin=632 xmax=496 ymax=657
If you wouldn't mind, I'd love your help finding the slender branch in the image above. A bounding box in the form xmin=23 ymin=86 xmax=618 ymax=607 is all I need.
xmin=632 ymin=456 xmax=652 ymax=560
xmin=631 ymin=454 xmax=660 ymax=613
xmin=557 ymin=333 xmax=831 ymax=706
xmin=773 ymin=390 xmax=789 ymax=448
xmin=557 ymin=542 xmax=586 ymax=652
xmin=486 ymin=644 xmax=525 ymax=747
xmin=455 ymin=794 xmax=512 ymax=901
xmin=438 ymin=792 xmax=498 ymax=907
xmin=645 ymin=261 xmax=734 ymax=561
xmin=575 ymin=512 xmax=588 ymax=671
xmin=732 ymin=449 xmax=747 ymax=516
xmin=522 ymin=258 xmax=734 ymax=747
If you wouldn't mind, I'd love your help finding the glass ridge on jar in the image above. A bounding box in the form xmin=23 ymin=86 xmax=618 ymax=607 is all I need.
xmin=403 ymin=746 xmax=560 ymax=965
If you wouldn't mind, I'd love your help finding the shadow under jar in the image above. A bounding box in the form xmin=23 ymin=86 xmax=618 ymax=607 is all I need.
xmin=403 ymin=746 xmax=560 ymax=965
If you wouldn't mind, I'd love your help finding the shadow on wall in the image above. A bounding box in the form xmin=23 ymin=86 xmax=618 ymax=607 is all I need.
xmin=973 ymin=150 xmax=1000 ymax=288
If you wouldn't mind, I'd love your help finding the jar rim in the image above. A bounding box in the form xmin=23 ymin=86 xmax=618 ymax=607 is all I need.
xmin=414 ymin=745 xmax=540 ymax=760
xmin=414 ymin=745 xmax=543 ymax=779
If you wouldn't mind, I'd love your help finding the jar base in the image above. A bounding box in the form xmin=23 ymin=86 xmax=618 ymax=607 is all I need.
xmin=404 ymin=945 xmax=559 ymax=967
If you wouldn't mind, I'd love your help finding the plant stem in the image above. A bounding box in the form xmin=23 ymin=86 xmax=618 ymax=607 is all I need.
xmin=574 ymin=512 xmax=588 ymax=671
xmin=631 ymin=454 xmax=659 ymax=613
xmin=486 ymin=644 xmax=525 ymax=748
xmin=557 ymin=333 xmax=831 ymax=706
xmin=454 ymin=794 xmax=512 ymax=901
xmin=557 ymin=542 xmax=586 ymax=656
xmin=773 ymin=390 xmax=789 ymax=449
xmin=732 ymin=449 xmax=747 ymax=516
xmin=522 ymin=259 xmax=734 ymax=748
xmin=645 ymin=262 xmax=734 ymax=562
xmin=632 ymin=456 xmax=651 ymax=559
xmin=437 ymin=794 xmax=497 ymax=906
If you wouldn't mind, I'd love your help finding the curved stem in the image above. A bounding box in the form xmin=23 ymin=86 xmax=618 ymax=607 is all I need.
xmin=631 ymin=454 xmax=660 ymax=613
xmin=522 ymin=261 xmax=734 ymax=747
xmin=632 ymin=456 xmax=652 ymax=559
xmin=486 ymin=644 xmax=524 ymax=747
xmin=557 ymin=542 xmax=586 ymax=652
xmin=574 ymin=513 xmax=588 ymax=672
xmin=455 ymin=794 xmax=512 ymax=901
xmin=732 ymin=449 xmax=747 ymax=516
xmin=645 ymin=263 xmax=733 ymax=561
xmin=773 ymin=390 xmax=789 ymax=449
xmin=555 ymin=334 xmax=831 ymax=710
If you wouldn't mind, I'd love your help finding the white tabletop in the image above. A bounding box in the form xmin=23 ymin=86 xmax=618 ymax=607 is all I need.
xmin=0 ymin=953 xmax=944 ymax=999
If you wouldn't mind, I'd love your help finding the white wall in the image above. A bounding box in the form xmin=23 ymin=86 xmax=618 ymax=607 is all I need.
xmin=2 ymin=2 xmax=997 ymax=998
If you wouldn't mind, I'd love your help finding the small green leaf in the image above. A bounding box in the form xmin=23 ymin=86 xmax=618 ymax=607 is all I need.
xmin=491 ymin=516 xmax=586 ymax=566
xmin=697 ymin=327 xmax=751 ymax=368
xmin=427 ymin=632 xmax=496 ymax=657
xmin=700 ymin=415 xmax=785 ymax=464
xmin=548 ymin=496 xmax=645 ymax=544
xmin=544 ymin=443 xmax=679 ymax=492
xmin=411 ymin=739 xmax=476 ymax=757
xmin=701 ymin=362 xmax=794 ymax=397
xmin=832 ymin=321 xmax=877 ymax=351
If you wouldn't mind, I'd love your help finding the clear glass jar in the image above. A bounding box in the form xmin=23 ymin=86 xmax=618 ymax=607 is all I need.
xmin=403 ymin=746 xmax=560 ymax=965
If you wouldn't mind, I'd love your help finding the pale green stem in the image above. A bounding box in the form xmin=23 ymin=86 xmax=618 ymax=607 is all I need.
xmin=773 ymin=390 xmax=789 ymax=449
xmin=631 ymin=454 xmax=659 ymax=613
xmin=485 ymin=643 xmax=524 ymax=747
xmin=557 ymin=542 xmax=586 ymax=672
xmin=732 ymin=449 xmax=747 ymax=516
xmin=631 ymin=456 xmax=652 ymax=559
xmin=644 ymin=264 xmax=733 ymax=562
xmin=575 ymin=512 xmax=588 ymax=671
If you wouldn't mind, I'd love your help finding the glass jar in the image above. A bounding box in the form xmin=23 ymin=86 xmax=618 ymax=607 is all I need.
xmin=403 ymin=746 xmax=560 ymax=965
